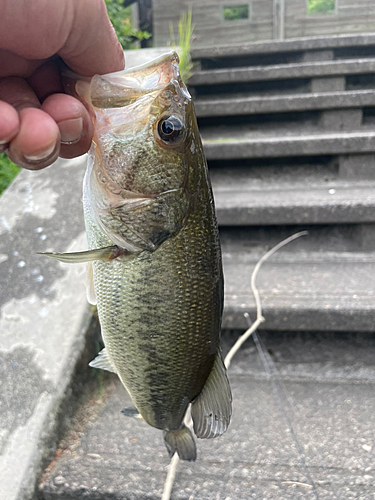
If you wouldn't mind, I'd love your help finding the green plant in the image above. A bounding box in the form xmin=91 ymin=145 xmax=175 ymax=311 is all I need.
xmin=307 ymin=0 xmax=335 ymax=14
xmin=105 ymin=0 xmax=150 ymax=49
xmin=0 ymin=153 xmax=20 ymax=195
xmin=169 ymin=9 xmax=196 ymax=83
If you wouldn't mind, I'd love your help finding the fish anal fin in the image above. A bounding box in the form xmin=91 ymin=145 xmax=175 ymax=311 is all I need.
xmin=163 ymin=425 xmax=196 ymax=462
xmin=38 ymin=245 xmax=125 ymax=263
xmin=191 ymin=352 xmax=232 ymax=439
xmin=86 ymin=262 xmax=97 ymax=305
xmin=89 ymin=348 xmax=116 ymax=373
xmin=121 ymin=406 xmax=143 ymax=420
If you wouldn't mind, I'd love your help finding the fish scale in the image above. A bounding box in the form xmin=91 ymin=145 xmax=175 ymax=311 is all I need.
xmin=86 ymin=191 xmax=222 ymax=430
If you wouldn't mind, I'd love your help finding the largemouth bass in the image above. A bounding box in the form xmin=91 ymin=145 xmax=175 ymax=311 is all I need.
xmin=43 ymin=52 xmax=231 ymax=461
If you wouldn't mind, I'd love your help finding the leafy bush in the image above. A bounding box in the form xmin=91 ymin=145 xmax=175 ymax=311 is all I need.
xmin=307 ymin=0 xmax=335 ymax=14
xmin=223 ymin=5 xmax=250 ymax=21
xmin=105 ymin=0 xmax=150 ymax=49
xmin=0 ymin=153 xmax=20 ymax=195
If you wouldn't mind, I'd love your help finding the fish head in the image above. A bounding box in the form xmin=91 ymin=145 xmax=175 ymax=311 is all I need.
xmin=79 ymin=52 xmax=202 ymax=251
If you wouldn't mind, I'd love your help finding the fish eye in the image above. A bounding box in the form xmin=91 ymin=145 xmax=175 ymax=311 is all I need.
xmin=157 ymin=116 xmax=184 ymax=143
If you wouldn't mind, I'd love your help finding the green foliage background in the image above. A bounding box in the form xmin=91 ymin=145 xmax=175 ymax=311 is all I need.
xmin=0 ymin=154 xmax=20 ymax=196
xmin=105 ymin=0 xmax=150 ymax=49
xmin=307 ymin=0 xmax=335 ymax=14
xmin=223 ymin=5 xmax=250 ymax=21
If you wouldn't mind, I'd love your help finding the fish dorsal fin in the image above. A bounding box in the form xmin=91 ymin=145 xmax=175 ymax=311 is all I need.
xmin=89 ymin=348 xmax=116 ymax=373
xmin=191 ymin=352 xmax=232 ymax=439
xmin=86 ymin=262 xmax=97 ymax=305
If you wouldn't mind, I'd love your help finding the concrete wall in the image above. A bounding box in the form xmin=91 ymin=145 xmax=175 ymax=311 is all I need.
xmin=152 ymin=0 xmax=375 ymax=47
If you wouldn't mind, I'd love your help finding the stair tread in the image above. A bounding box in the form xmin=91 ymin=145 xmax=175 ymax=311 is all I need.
xmin=220 ymin=228 xmax=375 ymax=330
xmin=191 ymin=33 xmax=375 ymax=59
xmin=195 ymin=90 xmax=375 ymax=117
xmin=223 ymin=250 xmax=375 ymax=309
xmin=189 ymin=58 xmax=375 ymax=86
xmin=203 ymin=130 xmax=375 ymax=142
xmin=213 ymin=180 xmax=375 ymax=225
xmin=202 ymin=130 xmax=375 ymax=159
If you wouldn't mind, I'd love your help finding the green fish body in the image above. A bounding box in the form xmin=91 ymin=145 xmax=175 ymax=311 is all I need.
xmin=48 ymin=52 xmax=231 ymax=461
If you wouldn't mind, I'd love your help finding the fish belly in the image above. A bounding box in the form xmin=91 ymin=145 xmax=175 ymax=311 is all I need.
xmin=84 ymin=198 xmax=223 ymax=432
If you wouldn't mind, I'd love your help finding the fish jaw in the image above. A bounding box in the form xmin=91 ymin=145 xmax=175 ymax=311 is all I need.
xmin=80 ymin=52 xmax=195 ymax=253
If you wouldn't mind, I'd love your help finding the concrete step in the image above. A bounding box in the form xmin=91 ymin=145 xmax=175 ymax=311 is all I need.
xmin=195 ymin=90 xmax=375 ymax=118
xmin=219 ymin=225 xmax=375 ymax=331
xmin=200 ymin=110 xmax=371 ymax=140
xmin=202 ymin=130 xmax=375 ymax=160
xmin=39 ymin=330 xmax=375 ymax=500
xmin=191 ymin=33 xmax=375 ymax=64
xmin=189 ymin=58 xmax=375 ymax=88
xmin=213 ymin=179 xmax=375 ymax=226
xmin=211 ymin=154 xmax=375 ymax=226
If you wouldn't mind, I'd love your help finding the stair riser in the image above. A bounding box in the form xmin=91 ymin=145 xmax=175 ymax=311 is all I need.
xmin=222 ymin=307 xmax=375 ymax=332
xmin=216 ymin=203 xmax=375 ymax=226
xmin=191 ymin=74 xmax=375 ymax=100
xmin=198 ymin=109 xmax=365 ymax=134
xmin=195 ymin=47 xmax=375 ymax=71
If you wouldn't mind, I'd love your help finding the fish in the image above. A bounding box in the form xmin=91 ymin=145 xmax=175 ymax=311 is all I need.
xmin=42 ymin=52 xmax=232 ymax=461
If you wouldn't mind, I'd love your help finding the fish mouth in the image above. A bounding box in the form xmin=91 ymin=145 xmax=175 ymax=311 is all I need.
xmin=76 ymin=51 xmax=190 ymax=110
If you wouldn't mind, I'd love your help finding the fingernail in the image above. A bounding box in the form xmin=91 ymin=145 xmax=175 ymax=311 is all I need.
xmin=24 ymin=142 xmax=56 ymax=162
xmin=58 ymin=117 xmax=83 ymax=145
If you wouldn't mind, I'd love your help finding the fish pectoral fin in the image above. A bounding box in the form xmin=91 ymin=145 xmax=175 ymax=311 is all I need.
xmin=121 ymin=406 xmax=143 ymax=420
xmin=86 ymin=263 xmax=97 ymax=305
xmin=163 ymin=425 xmax=197 ymax=462
xmin=38 ymin=245 xmax=125 ymax=263
xmin=191 ymin=352 xmax=232 ymax=439
xmin=89 ymin=348 xmax=116 ymax=373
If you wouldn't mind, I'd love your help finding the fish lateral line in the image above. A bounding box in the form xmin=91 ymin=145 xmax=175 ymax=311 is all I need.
xmin=38 ymin=245 xmax=132 ymax=263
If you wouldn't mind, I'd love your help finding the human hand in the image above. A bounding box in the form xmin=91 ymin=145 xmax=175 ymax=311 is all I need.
xmin=0 ymin=0 xmax=124 ymax=170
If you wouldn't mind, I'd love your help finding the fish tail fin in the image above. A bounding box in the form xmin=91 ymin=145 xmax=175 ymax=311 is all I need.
xmin=163 ymin=425 xmax=197 ymax=462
